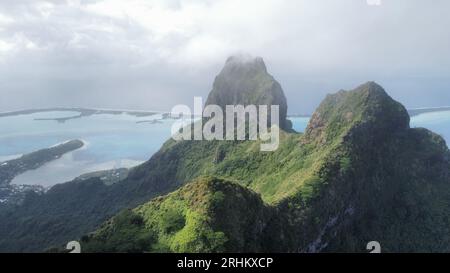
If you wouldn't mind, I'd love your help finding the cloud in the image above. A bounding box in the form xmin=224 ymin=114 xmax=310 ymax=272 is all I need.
xmin=0 ymin=0 xmax=449 ymax=113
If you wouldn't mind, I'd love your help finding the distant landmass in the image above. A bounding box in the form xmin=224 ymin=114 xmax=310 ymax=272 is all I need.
xmin=75 ymin=168 xmax=130 ymax=186
xmin=0 ymin=139 xmax=84 ymax=186
xmin=0 ymin=107 xmax=163 ymax=123
xmin=1 ymin=103 xmax=449 ymax=121
xmin=0 ymin=140 xmax=84 ymax=206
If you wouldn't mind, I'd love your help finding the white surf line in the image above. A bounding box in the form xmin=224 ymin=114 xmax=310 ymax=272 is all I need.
xmin=49 ymin=139 xmax=88 ymax=149
xmin=49 ymin=140 xmax=73 ymax=148
xmin=409 ymin=106 xmax=450 ymax=110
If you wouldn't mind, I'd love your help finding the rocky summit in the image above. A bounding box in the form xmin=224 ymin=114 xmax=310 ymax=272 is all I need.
xmin=206 ymin=55 xmax=290 ymax=130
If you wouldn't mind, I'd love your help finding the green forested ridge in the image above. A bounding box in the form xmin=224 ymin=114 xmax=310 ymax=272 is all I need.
xmin=83 ymin=81 xmax=450 ymax=253
xmin=82 ymin=177 xmax=271 ymax=253
xmin=0 ymin=57 xmax=449 ymax=253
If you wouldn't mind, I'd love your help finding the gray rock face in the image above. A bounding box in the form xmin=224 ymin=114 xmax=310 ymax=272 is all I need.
xmin=205 ymin=55 xmax=290 ymax=130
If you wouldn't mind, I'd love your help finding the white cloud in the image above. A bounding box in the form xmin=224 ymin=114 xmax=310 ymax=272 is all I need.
xmin=0 ymin=13 xmax=13 ymax=24
xmin=0 ymin=0 xmax=449 ymax=112
xmin=0 ymin=39 xmax=13 ymax=52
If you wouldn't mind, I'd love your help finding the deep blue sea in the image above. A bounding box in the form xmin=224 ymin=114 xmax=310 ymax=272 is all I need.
xmin=0 ymin=110 xmax=448 ymax=187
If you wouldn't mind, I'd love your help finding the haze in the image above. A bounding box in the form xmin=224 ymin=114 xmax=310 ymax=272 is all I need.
xmin=0 ymin=0 xmax=449 ymax=114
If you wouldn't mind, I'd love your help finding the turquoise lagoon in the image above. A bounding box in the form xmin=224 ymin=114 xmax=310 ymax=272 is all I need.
xmin=0 ymin=110 xmax=448 ymax=187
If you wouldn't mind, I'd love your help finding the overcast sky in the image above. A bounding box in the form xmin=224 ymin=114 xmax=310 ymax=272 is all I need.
xmin=1 ymin=0 xmax=449 ymax=114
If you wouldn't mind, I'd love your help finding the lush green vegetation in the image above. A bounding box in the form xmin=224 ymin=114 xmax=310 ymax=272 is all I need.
xmin=0 ymin=58 xmax=449 ymax=253
xmin=83 ymin=177 xmax=270 ymax=253
xmin=81 ymin=209 xmax=155 ymax=253
xmin=82 ymin=82 xmax=450 ymax=253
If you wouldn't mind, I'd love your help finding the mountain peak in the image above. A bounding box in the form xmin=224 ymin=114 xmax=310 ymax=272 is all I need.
xmin=353 ymin=81 xmax=392 ymax=101
xmin=305 ymin=81 xmax=410 ymax=143
xmin=205 ymin=55 xmax=290 ymax=129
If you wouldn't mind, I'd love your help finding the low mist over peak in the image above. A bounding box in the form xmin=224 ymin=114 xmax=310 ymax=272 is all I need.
xmin=226 ymin=54 xmax=266 ymax=68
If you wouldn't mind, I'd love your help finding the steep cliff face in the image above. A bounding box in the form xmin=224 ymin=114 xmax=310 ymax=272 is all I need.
xmin=205 ymin=55 xmax=290 ymax=130
xmin=273 ymin=82 xmax=450 ymax=252
xmin=83 ymin=81 xmax=450 ymax=253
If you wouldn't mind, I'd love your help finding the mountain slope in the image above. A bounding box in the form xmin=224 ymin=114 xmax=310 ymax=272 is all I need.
xmin=82 ymin=177 xmax=271 ymax=253
xmin=83 ymin=81 xmax=450 ymax=253
xmin=0 ymin=56 xmax=290 ymax=252
xmin=1 ymin=57 xmax=449 ymax=253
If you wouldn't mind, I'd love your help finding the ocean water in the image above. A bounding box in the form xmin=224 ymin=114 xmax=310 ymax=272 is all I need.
xmin=289 ymin=117 xmax=310 ymax=133
xmin=0 ymin=111 xmax=448 ymax=187
xmin=410 ymin=111 xmax=450 ymax=144
xmin=0 ymin=111 xmax=176 ymax=187
xmin=291 ymin=112 xmax=450 ymax=146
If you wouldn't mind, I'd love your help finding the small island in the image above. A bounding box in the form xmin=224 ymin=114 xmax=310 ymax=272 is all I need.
xmin=0 ymin=139 xmax=84 ymax=186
